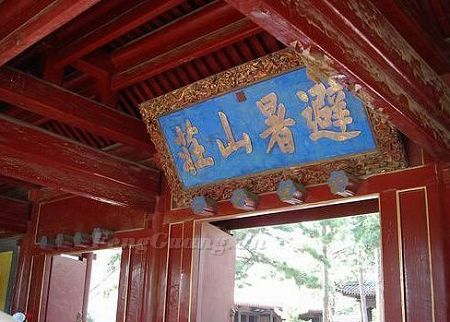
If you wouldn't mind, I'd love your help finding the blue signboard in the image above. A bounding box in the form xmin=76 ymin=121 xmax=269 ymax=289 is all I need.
xmin=158 ymin=68 xmax=376 ymax=188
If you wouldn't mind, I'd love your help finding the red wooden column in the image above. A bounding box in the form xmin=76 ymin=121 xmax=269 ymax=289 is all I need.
xmin=380 ymin=183 xmax=447 ymax=322
xmin=379 ymin=190 xmax=404 ymax=322
xmin=11 ymin=190 xmax=49 ymax=321
xmin=11 ymin=191 xmax=35 ymax=314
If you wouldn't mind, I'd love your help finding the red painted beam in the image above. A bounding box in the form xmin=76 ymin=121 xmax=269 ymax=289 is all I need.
xmin=0 ymin=68 xmax=154 ymax=152
xmin=225 ymin=0 xmax=450 ymax=159
xmin=372 ymin=0 xmax=450 ymax=74
xmin=54 ymin=0 xmax=185 ymax=68
xmin=0 ymin=0 xmax=101 ymax=66
xmin=112 ymin=18 xmax=260 ymax=89
xmin=0 ymin=114 xmax=160 ymax=210
xmin=71 ymin=52 xmax=113 ymax=80
xmin=0 ymin=196 xmax=30 ymax=233
xmin=215 ymin=198 xmax=379 ymax=230
xmin=112 ymin=1 xmax=244 ymax=74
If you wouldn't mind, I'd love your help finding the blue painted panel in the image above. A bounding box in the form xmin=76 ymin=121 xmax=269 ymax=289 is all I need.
xmin=158 ymin=68 xmax=376 ymax=188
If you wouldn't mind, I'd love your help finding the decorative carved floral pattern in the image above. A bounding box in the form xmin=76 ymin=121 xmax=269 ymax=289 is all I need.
xmin=140 ymin=49 xmax=406 ymax=209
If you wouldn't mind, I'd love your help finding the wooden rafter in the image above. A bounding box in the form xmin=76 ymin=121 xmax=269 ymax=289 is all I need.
xmin=226 ymin=0 xmax=450 ymax=159
xmin=373 ymin=0 xmax=450 ymax=74
xmin=53 ymin=0 xmax=185 ymax=68
xmin=0 ymin=68 xmax=154 ymax=152
xmin=0 ymin=0 xmax=102 ymax=66
xmin=112 ymin=1 xmax=244 ymax=74
xmin=112 ymin=18 xmax=260 ymax=90
xmin=0 ymin=114 xmax=160 ymax=210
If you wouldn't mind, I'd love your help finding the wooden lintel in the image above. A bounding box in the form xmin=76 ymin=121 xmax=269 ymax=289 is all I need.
xmin=216 ymin=198 xmax=379 ymax=230
xmin=0 ymin=114 xmax=160 ymax=211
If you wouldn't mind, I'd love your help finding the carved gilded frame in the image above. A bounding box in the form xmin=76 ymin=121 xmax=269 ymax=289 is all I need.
xmin=139 ymin=49 xmax=406 ymax=209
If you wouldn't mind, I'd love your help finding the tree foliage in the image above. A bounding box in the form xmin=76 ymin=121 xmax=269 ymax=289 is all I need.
xmin=233 ymin=214 xmax=382 ymax=322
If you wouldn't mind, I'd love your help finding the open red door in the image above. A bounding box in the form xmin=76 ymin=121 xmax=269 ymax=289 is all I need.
xmin=196 ymin=223 xmax=236 ymax=322
xmin=45 ymin=255 xmax=91 ymax=322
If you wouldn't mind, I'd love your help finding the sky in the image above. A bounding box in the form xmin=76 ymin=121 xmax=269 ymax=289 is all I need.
xmin=87 ymin=248 xmax=121 ymax=322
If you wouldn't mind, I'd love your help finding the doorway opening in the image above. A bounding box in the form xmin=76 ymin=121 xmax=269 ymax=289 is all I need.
xmin=45 ymin=248 xmax=122 ymax=322
xmin=232 ymin=213 xmax=383 ymax=322
xmin=87 ymin=248 xmax=122 ymax=322
xmin=195 ymin=197 xmax=383 ymax=322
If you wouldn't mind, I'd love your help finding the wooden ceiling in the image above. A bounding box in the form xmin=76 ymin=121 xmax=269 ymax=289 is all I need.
xmin=0 ymin=0 xmax=449 ymax=234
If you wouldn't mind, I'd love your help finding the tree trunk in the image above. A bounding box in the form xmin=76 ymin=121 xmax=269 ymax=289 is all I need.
xmin=358 ymin=266 xmax=369 ymax=322
xmin=375 ymin=247 xmax=384 ymax=321
xmin=322 ymin=224 xmax=329 ymax=322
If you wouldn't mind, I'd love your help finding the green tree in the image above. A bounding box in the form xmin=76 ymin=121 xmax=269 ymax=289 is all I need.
xmin=349 ymin=214 xmax=381 ymax=322
xmin=234 ymin=219 xmax=343 ymax=322
xmin=234 ymin=214 xmax=382 ymax=322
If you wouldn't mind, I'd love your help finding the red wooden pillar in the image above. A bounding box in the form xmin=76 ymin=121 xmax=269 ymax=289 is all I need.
xmin=11 ymin=190 xmax=40 ymax=315
xmin=380 ymin=180 xmax=447 ymax=322
xmin=379 ymin=190 xmax=404 ymax=322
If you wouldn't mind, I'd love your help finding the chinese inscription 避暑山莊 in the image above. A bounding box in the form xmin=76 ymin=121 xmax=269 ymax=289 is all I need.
xmin=159 ymin=67 xmax=376 ymax=188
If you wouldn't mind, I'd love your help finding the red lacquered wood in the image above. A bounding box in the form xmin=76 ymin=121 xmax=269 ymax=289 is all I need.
xmin=125 ymin=246 xmax=147 ymax=322
xmin=26 ymin=255 xmax=47 ymax=322
xmin=215 ymin=198 xmax=379 ymax=230
xmin=440 ymin=163 xmax=450 ymax=320
xmin=379 ymin=190 xmax=405 ymax=322
xmin=112 ymin=1 xmax=243 ymax=72
xmin=36 ymin=196 xmax=148 ymax=242
xmin=11 ymin=190 xmax=40 ymax=314
xmin=71 ymin=52 xmax=113 ymax=80
xmin=0 ymin=68 xmax=154 ymax=152
xmin=142 ymin=179 xmax=172 ymax=322
xmin=154 ymin=224 xmax=171 ymax=322
xmin=425 ymin=182 xmax=448 ymax=322
xmin=0 ymin=114 xmax=159 ymax=210
xmin=38 ymin=255 xmax=52 ymax=322
xmin=55 ymin=0 xmax=185 ymax=68
xmin=398 ymin=188 xmax=433 ymax=322
xmin=165 ymin=223 xmax=183 ymax=322
xmin=116 ymin=246 xmax=131 ymax=322
xmin=0 ymin=196 xmax=30 ymax=233
xmin=141 ymin=189 xmax=163 ymax=321
xmin=0 ymin=0 xmax=101 ymax=66
xmin=112 ymin=18 xmax=260 ymax=90
xmin=404 ymin=138 xmax=424 ymax=167
xmin=44 ymin=255 xmax=88 ymax=322
xmin=178 ymin=222 xmax=194 ymax=322
xmin=165 ymin=165 xmax=437 ymax=223
xmin=373 ymin=0 xmax=450 ymax=73
xmin=188 ymin=221 xmax=203 ymax=322
xmin=225 ymin=0 xmax=450 ymax=159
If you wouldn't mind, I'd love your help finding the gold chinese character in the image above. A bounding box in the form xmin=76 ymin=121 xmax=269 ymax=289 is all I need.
xmin=216 ymin=112 xmax=252 ymax=158
xmin=257 ymin=93 xmax=296 ymax=153
xmin=175 ymin=120 xmax=214 ymax=175
xmin=297 ymin=79 xmax=361 ymax=141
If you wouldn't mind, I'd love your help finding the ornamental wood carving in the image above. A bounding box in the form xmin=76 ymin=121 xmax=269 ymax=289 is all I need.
xmin=140 ymin=49 xmax=406 ymax=209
